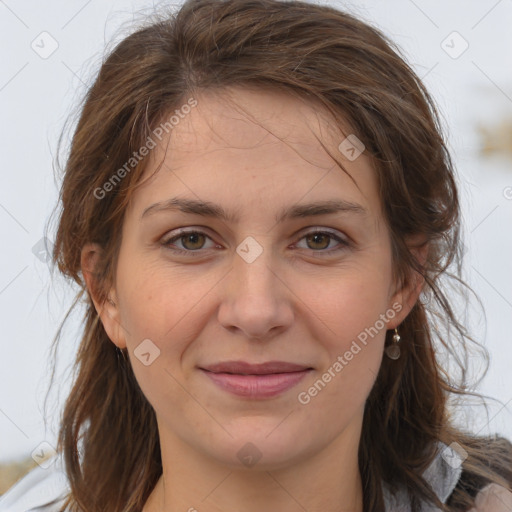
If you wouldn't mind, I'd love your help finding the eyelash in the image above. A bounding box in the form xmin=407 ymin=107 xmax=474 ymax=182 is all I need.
xmin=160 ymin=228 xmax=350 ymax=257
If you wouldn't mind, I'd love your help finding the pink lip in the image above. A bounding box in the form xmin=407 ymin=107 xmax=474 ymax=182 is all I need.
xmin=199 ymin=361 xmax=313 ymax=398
xmin=201 ymin=360 xmax=311 ymax=374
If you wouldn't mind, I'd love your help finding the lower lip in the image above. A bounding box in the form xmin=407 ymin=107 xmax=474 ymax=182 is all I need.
xmin=200 ymin=369 xmax=312 ymax=398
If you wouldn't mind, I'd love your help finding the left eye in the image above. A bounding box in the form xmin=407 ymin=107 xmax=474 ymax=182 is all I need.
xmin=161 ymin=229 xmax=348 ymax=255
xmin=295 ymin=231 xmax=348 ymax=252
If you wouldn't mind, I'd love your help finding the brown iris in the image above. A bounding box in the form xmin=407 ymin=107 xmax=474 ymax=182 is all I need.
xmin=305 ymin=233 xmax=331 ymax=250
xmin=180 ymin=232 xmax=206 ymax=250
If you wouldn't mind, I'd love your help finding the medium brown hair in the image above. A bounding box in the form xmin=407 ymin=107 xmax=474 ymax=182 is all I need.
xmin=45 ymin=0 xmax=512 ymax=510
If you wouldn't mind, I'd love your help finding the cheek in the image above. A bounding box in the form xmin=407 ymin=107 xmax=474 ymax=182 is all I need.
xmin=292 ymin=260 xmax=391 ymax=399
xmin=297 ymin=265 xmax=392 ymax=344
xmin=296 ymin=278 xmax=387 ymax=419
xmin=116 ymin=264 xmax=226 ymax=398
xmin=116 ymin=255 xmax=210 ymax=341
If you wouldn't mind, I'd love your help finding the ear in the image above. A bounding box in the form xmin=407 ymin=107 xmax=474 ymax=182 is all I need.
xmin=387 ymin=234 xmax=429 ymax=329
xmin=81 ymin=242 xmax=127 ymax=349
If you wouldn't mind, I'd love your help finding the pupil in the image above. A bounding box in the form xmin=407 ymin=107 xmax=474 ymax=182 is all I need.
xmin=309 ymin=233 xmax=328 ymax=250
xmin=184 ymin=233 xmax=204 ymax=250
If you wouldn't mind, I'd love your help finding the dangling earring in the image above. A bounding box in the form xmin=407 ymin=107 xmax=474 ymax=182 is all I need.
xmin=385 ymin=327 xmax=401 ymax=360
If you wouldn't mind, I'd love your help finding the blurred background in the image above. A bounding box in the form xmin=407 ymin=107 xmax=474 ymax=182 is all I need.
xmin=1 ymin=0 xmax=511 ymax=494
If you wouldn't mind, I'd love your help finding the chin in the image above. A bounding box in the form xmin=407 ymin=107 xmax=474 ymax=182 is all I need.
xmin=202 ymin=419 xmax=317 ymax=471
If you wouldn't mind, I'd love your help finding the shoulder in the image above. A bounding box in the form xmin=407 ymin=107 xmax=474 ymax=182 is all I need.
xmin=0 ymin=454 xmax=69 ymax=512
xmin=383 ymin=441 xmax=464 ymax=511
xmin=383 ymin=439 xmax=512 ymax=512
xmin=467 ymin=483 xmax=512 ymax=512
xmin=452 ymin=435 xmax=512 ymax=511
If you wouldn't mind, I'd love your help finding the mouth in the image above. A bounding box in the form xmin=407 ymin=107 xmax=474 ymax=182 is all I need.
xmin=201 ymin=360 xmax=312 ymax=375
xmin=199 ymin=360 xmax=313 ymax=398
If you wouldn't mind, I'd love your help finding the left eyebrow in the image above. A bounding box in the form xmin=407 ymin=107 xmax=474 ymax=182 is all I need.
xmin=139 ymin=197 xmax=369 ymax=223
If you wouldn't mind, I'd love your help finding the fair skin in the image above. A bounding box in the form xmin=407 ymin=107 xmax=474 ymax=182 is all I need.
xmin=82 ymin=86 xmax=426 ymax=512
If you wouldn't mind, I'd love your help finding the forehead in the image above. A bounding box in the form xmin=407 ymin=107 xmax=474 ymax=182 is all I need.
xmin=127 ymin=86 xmax=382 ymax=224
xmin=161 ymin=86 xmax=357 ymax=172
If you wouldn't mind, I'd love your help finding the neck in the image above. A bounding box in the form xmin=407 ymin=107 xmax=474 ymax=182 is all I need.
xmin=144 ymin=419 xmax=364 ymax=512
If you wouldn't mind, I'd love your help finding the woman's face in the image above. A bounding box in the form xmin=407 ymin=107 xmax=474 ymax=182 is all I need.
xmin=85 ymin=86 xmax=421 ymax=470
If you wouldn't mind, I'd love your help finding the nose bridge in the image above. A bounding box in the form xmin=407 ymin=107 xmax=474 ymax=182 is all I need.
xmin=217 ymin=234 xmax=293 ymax=339
xmin=233 ymin=234 xmax=279 ymax=298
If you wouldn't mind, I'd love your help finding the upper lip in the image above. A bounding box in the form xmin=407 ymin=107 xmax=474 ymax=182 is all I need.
xmin=200 ymin=361 xmax=312 ymax=375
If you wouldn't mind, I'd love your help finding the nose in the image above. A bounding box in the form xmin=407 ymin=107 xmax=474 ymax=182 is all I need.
xmin=217 ymin=241 xmax=294 ymax=341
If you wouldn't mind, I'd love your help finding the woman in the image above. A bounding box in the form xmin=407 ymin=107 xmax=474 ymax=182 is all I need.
xmin=1 ymin=0 xmax=511 ymax=510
